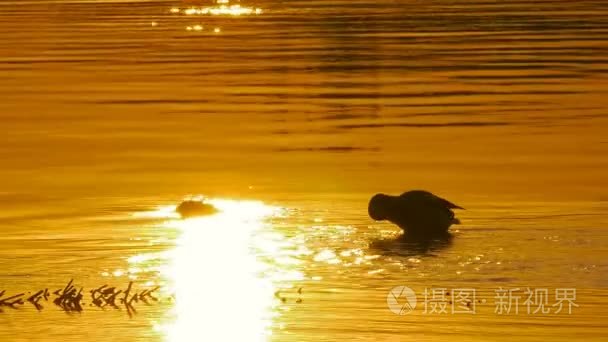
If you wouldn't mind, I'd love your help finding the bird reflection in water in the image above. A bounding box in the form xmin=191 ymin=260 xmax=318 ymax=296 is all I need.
xmin=370 ymin=233 xmax=454 ymax=257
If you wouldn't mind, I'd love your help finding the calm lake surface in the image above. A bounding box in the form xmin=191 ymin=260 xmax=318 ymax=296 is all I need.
xmin=1 ymin=0 xmax=607 ymax=341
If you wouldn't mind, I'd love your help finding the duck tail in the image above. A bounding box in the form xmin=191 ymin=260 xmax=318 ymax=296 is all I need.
xmin=439 ymin=197 xmax=465 ymax=210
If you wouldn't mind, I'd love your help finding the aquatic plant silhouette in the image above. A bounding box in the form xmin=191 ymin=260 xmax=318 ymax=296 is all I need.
xmin=0 ymin=291 xmax=25 ymax=312
xmin=274 ymin=287 xmax=304 ymax=304
xmin=52 ymin=279 xmax=84 ymax=312
xmin=0 ymin=280 xmax=160 ymax=317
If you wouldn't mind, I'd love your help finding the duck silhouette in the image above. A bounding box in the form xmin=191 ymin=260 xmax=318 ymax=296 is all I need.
xmin=175 ymin=200 xmax=218 ymax=218
xmin=368 ymin=190 xmax=463 ymax=239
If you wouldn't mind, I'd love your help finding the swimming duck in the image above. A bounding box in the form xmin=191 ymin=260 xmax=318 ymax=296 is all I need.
xmin=175 ymin=200 xmax=218 ymax=218
xmin=368 ymin=190 xmax=463 ymax=238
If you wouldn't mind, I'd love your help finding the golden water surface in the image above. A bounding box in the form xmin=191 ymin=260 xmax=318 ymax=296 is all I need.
xmin=0 ymin=0 xmax=607 ymax=341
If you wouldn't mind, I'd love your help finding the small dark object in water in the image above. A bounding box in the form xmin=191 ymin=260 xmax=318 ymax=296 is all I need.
xmin=52 ymin=279 xmax=84 ymax=312
xmin=27 ymin=290 xmax=45 ymax=311
xmin=368 ymin=190 xmax=464 ymax=239
xmin=274 ymin=290 xmax=287 ymax=303
xmin=0 ymin=291 xmax=25 ymax=309
xmin=176 ymin=200 xmax=218 ymax=218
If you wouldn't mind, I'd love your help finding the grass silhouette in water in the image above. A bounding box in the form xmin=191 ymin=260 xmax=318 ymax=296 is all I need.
xmin=1 ymin=280 xmax=160 ymax=317
xmin=0 ymin=291 xmax=25 ymax=312
xmin=52 ymin=279 xmax=84 ymax=312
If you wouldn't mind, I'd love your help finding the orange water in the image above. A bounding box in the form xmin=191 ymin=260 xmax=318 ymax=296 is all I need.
xmin=0 ymin=1 xmax=607 ymax=341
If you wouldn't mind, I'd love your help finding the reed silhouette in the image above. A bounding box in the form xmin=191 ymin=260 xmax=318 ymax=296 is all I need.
xmin=0 ymin=280 xmax=160 ymax=317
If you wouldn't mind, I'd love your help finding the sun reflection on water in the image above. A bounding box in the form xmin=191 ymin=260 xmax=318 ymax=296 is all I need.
xmin=166 ymin=0 xmax=264 ymax=34
xmin=132 ymin=199 xmax=291 ymax=341
xmin=127 ymin=197 xmax=384 ymax=340
xmin=168 ymin=0 xmax=263 ymax=32
xmin=171 ymin=0 xmax=263 ymax=17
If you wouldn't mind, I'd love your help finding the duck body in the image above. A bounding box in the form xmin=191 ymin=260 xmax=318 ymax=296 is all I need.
xmin=368 ymin=190 xmax=463 ymax=239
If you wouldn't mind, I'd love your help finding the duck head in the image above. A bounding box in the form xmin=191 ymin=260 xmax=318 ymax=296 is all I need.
xmin=368 ymin=193 xmax=393 ymax=221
